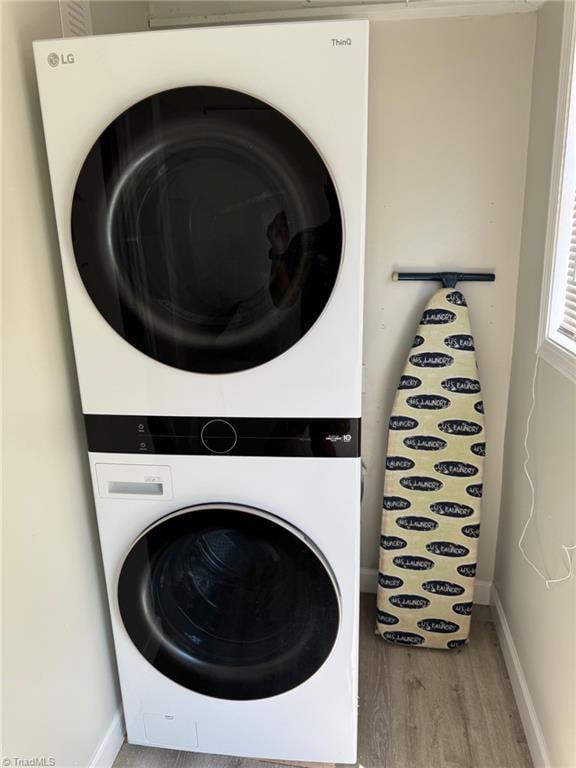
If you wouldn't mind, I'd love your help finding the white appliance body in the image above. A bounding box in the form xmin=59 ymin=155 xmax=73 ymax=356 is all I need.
xmin=91 ymin=454 xmax=361 ymax=762
xmin=34 ymin=20 xmax=367 ymax=763
xmin=33 ymin=22 xmax=368 ymax=418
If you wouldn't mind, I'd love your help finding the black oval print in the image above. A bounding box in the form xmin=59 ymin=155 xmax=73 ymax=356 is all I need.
xmin=466 ymin=483 xmax=483 ymax=498
xmin=420 ymin=308 xmax=457 ymax=325
xmin=406 ymin=394 xmax=451 ymax=410
xmin=426 ymin=541 xmax=469 ymax=558
xmin=461 ymin=523 xmax=480 ymax=539
xmin=422 ymin=580 xmax=465 ymax=596
xmin=378 ymin=573 xmax=404 ymax=589
xmin=389 ymin=594 xmax=430 ymax=610
xmin=396 ymin=516 xmax=438 ymax=532
xmin=398 ymin=374 xmax=422 ymax=390
xmin=383 ymin=631 xmax=425 ymax=646
xmin=400 ymin=476 xmax=443 ymax=492
xmin=447 ymin=638 xmax=467 ymax=649
xmin=417 ymin=618 xmax=460 ymax=634
xmin=383 ymin=496 xmax=411 ymax=511
xmin=393 ymin=555 xmax=435 ymax=571
xmin=443 ymin=334 xmax=475 ymax=351
xmin=377 ymin=610 xmax=399 ymax=626
xmin=441 ymin=377 xmax=481 ymax=394
xmin=386 ymin=456 xmax=416 ymax=471
xmin=438 ymin=419 xmax=483 ymax=436
xmin=433 ymin=461 xmax=479 ymax=478
xmin=430 ymin=501 xmax=474 ymax=518
xmin=457 ymin=563 xmax=477 ymax=578
xmin=412 ymin=335 xmax=425 ymax=348
xmin=470 ymin=442 xmax=486 ymax=457
xmin=380 ymin=535 xmax=408 ymax=551
xmin=474 ymin=401 xmax=484 ymax=414
xmin=452 ymin=602 xmax=473 ymax=616
xmin=404 ymin=435 xmax=447 ymax=451
xmin=409 ymin=352 xmax=454 ymax=368
xmin=389 ymin=415 xmax=419 ymax=430
xmin=445 ymin=291 xmax=467 ymax=306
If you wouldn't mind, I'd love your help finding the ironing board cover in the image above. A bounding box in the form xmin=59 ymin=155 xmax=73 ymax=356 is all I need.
xmin=376 ymin=288 xmax=485 ymax=649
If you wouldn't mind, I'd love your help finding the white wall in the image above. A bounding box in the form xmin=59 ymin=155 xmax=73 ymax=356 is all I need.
xmin=1 ymin=3 xmax=121 ymax=766
xmin=90 ymin=1 xmax=150 ymax=34
xmin=361 ymin=13 xmax=536 ymax=589
xmin=494 ymin=3 xmax=576 ymax=767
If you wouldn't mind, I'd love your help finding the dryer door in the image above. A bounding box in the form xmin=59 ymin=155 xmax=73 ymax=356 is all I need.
xmin=71 ymin=87 xmax=342 ymax=373
xmin=118 ymin=504 xmax=340 ymax=700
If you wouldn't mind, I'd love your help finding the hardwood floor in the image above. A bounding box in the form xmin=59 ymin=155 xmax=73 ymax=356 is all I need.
xmin=356 ymin=595 xmax=531 ymax=768
xmin=113 ymin=594 xmax=532 ymax=768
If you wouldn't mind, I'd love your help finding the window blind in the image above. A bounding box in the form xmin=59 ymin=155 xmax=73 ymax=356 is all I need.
xmin=559 ymin=187 xmax=576 ymax=342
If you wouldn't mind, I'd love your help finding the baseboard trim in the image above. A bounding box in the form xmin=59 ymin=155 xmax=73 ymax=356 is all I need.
xmin=492 ymin=587 xmax=550 ymax=768
xmin=473 ymin=579 xmax=492 ymax=605
xmin=360 ymin=568 xmax=492 ymax=605
xmin=360 ymin=567 xmax=378 ymax=593
xmin=87 ymin=707 xmax=125 ymax=768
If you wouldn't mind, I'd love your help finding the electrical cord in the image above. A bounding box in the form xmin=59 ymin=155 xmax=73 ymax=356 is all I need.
xmin=517 ymin=352 xmax=576 ymax=589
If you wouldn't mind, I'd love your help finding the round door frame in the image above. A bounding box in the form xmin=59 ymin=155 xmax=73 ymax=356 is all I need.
xmin=71 ymin=85 xmax=345 ymax=375
xmin=116 ymin=501 xmax=342 ymax=699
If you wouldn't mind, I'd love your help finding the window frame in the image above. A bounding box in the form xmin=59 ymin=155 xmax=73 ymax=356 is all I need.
xmin=537 ymin=0 xmax=576 ymax=383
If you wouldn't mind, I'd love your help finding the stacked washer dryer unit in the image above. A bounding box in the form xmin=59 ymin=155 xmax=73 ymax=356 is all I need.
xmin=34 ymin=20 xmax=368 ymax=763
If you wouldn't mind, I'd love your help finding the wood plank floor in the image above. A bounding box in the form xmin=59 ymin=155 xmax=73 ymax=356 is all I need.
xmin=113 ymin=594 xmax=532 ymax=768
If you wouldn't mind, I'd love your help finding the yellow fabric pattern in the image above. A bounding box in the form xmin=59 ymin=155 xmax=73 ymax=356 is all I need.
xmin=376 ymin=288 xmax=484 ymax=649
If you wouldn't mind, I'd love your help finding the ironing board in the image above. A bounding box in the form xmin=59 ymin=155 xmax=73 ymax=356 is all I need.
xmin=376 ymin=287 xmax=485 ymax=649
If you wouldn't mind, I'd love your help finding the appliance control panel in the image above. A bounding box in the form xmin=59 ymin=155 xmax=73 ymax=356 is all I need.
xmin=85 ymin=415 xmax=360 ymax=458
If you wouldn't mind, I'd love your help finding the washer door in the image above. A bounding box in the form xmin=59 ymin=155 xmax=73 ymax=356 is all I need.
xmin=71 ymin=87 xmax=342 ymax=373
xmin=118 ymin=504 xmax=340 ymax=700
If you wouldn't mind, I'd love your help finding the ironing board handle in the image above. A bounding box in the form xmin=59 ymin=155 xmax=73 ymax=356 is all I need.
xmin=392 ymin=271 xmax=495 ymax=289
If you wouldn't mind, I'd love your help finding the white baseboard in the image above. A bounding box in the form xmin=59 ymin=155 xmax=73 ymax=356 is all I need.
xmin=87 ymin=707 xmax=125 ymax=768
xmin=360 ymin=567 xmax=378 ymax=593
xmin=473 ymin=579 xmax=492 ymax=605
xmin=360 ymin=568 xmax=492 ymax=605
xmin=492 ymin=587 xmax=550 ymax=768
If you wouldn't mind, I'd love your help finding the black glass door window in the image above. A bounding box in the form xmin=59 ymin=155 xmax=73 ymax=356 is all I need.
xmin=72 ymin=87 xmax=342 ymax=373
xmin=118 ymin=504 xmax=340 ymax=700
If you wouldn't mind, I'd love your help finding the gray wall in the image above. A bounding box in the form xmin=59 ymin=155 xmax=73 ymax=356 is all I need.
xmin=495 ymin=2 xmax=576 ymax=766
xmin=90 ymin=0 xmax=149 ymax=34
xmin=2 ymin=3 xmax=120 ymax=765
xmin=361 ymin=13 xmax=535 ymax=590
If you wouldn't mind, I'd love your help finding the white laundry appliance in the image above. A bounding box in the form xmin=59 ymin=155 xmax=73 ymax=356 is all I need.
xmin=34 ymin=19 xmax=368 ymax=763
xmin=89 ymin=451 xmax=361 ymax=762
xmin=33 ymin=20 xmax=368 ymax=419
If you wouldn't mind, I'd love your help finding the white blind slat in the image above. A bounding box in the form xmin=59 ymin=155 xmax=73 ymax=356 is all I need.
xmin=558 ymin=188 xmax=576 ymax=341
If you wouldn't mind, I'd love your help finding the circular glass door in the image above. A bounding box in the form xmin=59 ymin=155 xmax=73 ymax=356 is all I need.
xmin=71 ymin=87 xmax=342 ymax=373
xmin=118 ymin=504 xmax=340 ymax=700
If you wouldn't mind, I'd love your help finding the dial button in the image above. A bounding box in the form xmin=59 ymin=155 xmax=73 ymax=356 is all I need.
xmin=200 ymin=419 xmax=238 ymax=454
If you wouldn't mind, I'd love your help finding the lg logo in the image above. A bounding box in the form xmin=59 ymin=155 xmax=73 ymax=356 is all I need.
xmin=47 ymin=52 xmax=75 ymax=67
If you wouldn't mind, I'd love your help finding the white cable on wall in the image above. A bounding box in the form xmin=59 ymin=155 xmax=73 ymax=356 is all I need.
xmin=517 ymin=352 xmax=576 ymax=589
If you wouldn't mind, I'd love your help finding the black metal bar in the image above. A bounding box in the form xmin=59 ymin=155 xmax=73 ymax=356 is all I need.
xmin=392 ymin=271 xmax=495 ymax=289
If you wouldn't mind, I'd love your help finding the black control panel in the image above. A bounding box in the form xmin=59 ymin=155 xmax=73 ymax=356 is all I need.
xmin=84 ymin=415 xmax=361 ymax=458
